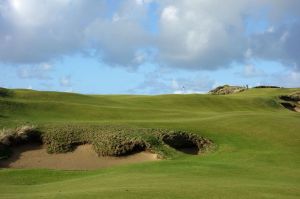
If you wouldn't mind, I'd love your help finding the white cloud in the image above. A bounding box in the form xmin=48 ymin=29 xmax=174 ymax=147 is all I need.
xmin=17 ymin=63 xmax=53 ymax=79
xmin=0 ymin=0 xmax=300 ymax=72
xmin=155 ymin=0 xmax=300 ymax=70
xmin=59 ymin=75 xmax=72 ymax=87
xmin=270 ymin=71 xmax=300 ymax=88
xmin=279 ymin=71 xmax=300 ymax=87
xmin=240 ymin=65 xmax=265 ymax=78
xmin=250 ymin=22 xmax=300 ymax=70
xmin=161 ymin=6 xmax=178 ymax=21
xmin=135 ymin=0 xmax=152 ymax=5
xmin=130 ymin=67 xmax=215 ymax=94
xmin=156 ymin=0 xmax=248 ymax=69
xmin=244 ymin=49 xmax=253 ymax=59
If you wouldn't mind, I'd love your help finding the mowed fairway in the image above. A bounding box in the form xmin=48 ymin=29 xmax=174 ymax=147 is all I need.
xmin=0 ymin=88 xmax=299 ymax=199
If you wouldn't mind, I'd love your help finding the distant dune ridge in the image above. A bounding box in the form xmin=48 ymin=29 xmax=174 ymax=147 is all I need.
xmin=209 ymin=85 xmax=247 ymax=95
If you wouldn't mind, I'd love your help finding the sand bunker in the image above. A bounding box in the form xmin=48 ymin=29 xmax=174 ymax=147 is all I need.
xmin=280 ymin=92 xmax=300 ymax=112
xmin=281 ymin=102 xmax=300 ymax=112
xmin=161 ymin=132 xmax=212 ymax=155
xmin=0 ymin=144 xmax=158 ymax=170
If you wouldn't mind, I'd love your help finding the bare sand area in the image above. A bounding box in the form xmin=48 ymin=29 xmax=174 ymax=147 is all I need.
xmin=0 ymin=144 xmax=159 ymax=170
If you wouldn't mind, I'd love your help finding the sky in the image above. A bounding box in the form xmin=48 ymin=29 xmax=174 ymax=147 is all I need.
xmin=0 ymin=0 xmax=299 ymax=94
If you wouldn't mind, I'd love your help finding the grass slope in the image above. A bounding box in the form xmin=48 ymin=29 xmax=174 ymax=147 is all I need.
xmin=0 ymin=88 xmax=299 ymax=199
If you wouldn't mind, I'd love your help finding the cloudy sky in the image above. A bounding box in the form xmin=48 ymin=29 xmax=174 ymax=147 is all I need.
xmin=0 ymin=0 xmax=299 ymax=94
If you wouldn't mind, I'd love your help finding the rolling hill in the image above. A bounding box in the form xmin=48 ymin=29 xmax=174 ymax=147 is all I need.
xmin=0 ymin=87 xmax=299 ymax=199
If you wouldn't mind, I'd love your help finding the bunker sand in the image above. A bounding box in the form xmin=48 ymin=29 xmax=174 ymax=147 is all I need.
xmin=0 ymin=144 xmax=158 ymax=170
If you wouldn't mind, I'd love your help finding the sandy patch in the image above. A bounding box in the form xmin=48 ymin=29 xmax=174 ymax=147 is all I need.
xmin=0 ymin=144 xmax=159 ymax=170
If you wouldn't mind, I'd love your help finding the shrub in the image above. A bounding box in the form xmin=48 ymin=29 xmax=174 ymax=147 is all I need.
xmin=92 ymin=133 xmax=147 ymax=156
xmin=0 ymin=88 xmax=13 ymax=97
xmin=0 ymin=125 xmax=40 ymax=146
xmin=0 ymin=125 xmax=40 ymax=159
xmin=254 ymin=86 xmax=280 ymax=88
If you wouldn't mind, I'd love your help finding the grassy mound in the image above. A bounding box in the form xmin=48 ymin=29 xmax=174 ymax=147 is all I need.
xmin=209 ymin=85 xmax=246 ymax=95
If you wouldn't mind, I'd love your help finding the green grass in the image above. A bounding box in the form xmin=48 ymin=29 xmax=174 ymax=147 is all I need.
xmin=0 ymin=87 xmax=299 ymax=198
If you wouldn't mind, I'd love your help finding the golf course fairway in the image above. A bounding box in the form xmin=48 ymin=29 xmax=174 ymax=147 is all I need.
xmin=0 ymin=87 xmax=299 ymax=199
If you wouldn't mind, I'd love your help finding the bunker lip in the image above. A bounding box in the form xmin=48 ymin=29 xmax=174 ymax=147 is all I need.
xmin=161 ymin=132 xmax=212 ymax=155
xmin=0 ymin=144 xmax=159 ymax=170
xmin=281 ymin=102 xmax=300 ymax=112
xmin=280 ymin=93 xmax=300 ymax=112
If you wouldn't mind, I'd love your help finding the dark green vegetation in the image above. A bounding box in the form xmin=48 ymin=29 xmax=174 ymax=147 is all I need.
xmin=0 ymin=87 xmax=300 ymax=198
xmin=254 ymin=85 xmax=281 ymax=89
xmin=0 ymin=87 xmax=13 ymax=98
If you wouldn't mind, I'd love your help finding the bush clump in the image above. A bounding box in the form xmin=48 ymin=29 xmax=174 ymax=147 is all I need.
xmin=42 ymin=125 xmax=89 ymax=153
xmin=1 ymin=124 xmax=214 ymax=159
xmin=0 ymin=88 xmax=13 ymax=97
xmin=92 ymin=133 xmax=147 ymax=156
xmin=43 ymin=125 xmax=154 ymax=156
xmin=254 ymin=86 xmax=281 ymax=89
xmin=0 ymin=125 xmax=41 ymax=146
xmin=0 ymin=125 xmax=41 ymax=159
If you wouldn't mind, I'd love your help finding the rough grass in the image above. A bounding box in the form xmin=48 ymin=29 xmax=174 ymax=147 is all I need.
xmin=0 ymin=125 xmax=41 ymax=145
xmin=0 ymin=124 xmax=212 ymax=158
xmin=280 ymin=91 xmax=300 ymax=101
xmin=0 ymin=87 xmax=299 ymax=199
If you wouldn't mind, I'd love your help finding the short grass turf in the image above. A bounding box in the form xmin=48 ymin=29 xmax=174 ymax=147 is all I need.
xmin=0 ymin=87 xmax=299 ymax=199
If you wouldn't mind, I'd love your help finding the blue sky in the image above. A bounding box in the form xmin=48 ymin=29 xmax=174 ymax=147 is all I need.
xmin=0 ymin=0 xmax=299 ymax=94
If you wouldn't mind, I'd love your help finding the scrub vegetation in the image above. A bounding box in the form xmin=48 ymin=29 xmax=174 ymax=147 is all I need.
xmin=0 ymin=124 xmax=212 ymax=159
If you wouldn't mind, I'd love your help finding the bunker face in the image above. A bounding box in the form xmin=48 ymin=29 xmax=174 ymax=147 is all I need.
xmin=0 ymin=144 xmax=158 ymax=170
xmin=281 ymin=102 xmax=300 ymax=112
xmin=175 ymin=147 xmax=199 ymax=155
xmin=280 ymin=92 xmax=300 ymax=112
xmin=162 ymin=133 xmax=201 ymax=155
